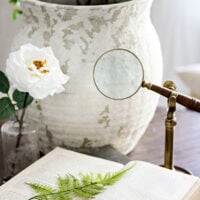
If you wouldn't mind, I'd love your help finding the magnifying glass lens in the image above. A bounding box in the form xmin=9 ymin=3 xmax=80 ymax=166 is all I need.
xmin=93 ymin=49 xmax=144 ymax=100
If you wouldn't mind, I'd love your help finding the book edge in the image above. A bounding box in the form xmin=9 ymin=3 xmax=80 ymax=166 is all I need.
xmin=182 ymin=179 xmax=200 ymax=200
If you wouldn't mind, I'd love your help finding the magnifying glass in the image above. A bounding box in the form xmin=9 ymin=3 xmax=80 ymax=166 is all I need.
xmin=93 ymin=49 xmax=200 ymax=112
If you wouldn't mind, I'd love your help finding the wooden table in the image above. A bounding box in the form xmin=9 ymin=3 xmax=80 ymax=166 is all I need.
xmin=128 ymin=107 xmax=200 ymax=177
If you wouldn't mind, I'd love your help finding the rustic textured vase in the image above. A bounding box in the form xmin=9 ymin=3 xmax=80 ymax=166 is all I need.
xmin=12 ymin=0 xmax=163 ymax=154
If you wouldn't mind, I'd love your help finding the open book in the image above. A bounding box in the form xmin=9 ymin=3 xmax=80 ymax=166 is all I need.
xmin=0 ymin=147 xmax=199 ymax=200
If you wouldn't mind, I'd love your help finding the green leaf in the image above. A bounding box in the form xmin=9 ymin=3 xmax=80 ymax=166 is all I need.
xmin=0 ymin=97 xmax=15 ymax=120
xmin=27 ymin=183 xmax=56 ymax=194
xmin=0 ymin=71 xmax=10 ymax=94
xmin=58 ymin=174 xmax=75 ymax=191
xmin=101 ymin=164 xmax=136 ymax=186
xmin=13 ymin=90 xmax=33 ymax=109
xmin=27 ymin=163 xmax=136 ymax=200
xmin=9 ymin=0 xmax=20 ymax=6
xmin=9 ymin=0 xmax=18 ymax=4
xmin=13 ymin=8 xmax=23 ymax=20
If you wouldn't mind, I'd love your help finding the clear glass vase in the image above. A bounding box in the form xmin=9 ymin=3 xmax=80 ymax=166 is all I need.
xmin=1 ymin=120 xmax=39 ymax=179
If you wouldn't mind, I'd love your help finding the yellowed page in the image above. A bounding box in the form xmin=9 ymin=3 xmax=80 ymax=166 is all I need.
xmin=0 ymin=147 xmax=123 ymax=200
xmin=0 ymin=148 xmax=199 ymax=200
xmin=95 ymin=161 xmax=200 ymax=200
xmin=183 ymin=179 xmax=200 ymax=200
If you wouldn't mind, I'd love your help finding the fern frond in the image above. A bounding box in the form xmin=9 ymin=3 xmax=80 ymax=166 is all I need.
xmin=27 ymin=190 xmax=73 ymax=200
xmin=27 ymin=183 xmax=56 ymax=195
xmin=58 ymin=174 xmax=75 ymax=191
xmin=81 ymin=184 xmax=104 ymax=195
xmin=27 ymin=163 xmax=136 ymax=200
xmin=100 ymin=164 xmax=136 ymax=186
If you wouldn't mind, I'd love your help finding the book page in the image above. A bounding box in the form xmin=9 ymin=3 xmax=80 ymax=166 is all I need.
xmin=0 ymin=147 xmax=123 ymax=200
xmin=95 ymin=161 xmax=200 ymax=200
xmin=0 ymin=148 xmax=199 ymax=200
xmin=183 ymin=179 xmax=200 ymax=200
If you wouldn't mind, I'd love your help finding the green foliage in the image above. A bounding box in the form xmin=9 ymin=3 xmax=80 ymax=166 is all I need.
xmin=28 ymin=183 xmax=57 ymax=196
xmin=13 ymin=90 xmax=33 ymax=109
xmin=8 ymin=0 xmax=22 ymax=20
xmin=0 ymin=70 xmax=33 ymax=120
xmin=13 ymin=8 xmax=23 ymax=20
xmin=0 ymin=71 xmax=10 ymax=94
xmin=27 ymin=164 xmax=136 ymax=200
xmin=0 ymin=97 xmax=15 ymax=120
xmin=9 ymin=0 xmax=20 ymax=5
xmin=0 ymin=70 xmax=15 ymax=120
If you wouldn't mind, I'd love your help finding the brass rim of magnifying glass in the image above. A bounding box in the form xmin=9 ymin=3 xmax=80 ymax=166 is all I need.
xmin=93 ymin=48 xmax=145 ymax=100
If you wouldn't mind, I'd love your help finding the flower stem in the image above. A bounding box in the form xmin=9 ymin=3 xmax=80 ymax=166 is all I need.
xmin=15 ymin=92 xmax=29 ymax=148
xmin=7 ymin=93 xmax=20 ymax=123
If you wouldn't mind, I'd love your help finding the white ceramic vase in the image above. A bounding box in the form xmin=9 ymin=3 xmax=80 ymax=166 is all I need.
xmin=11 ymin=0 xmax=162 ymax=154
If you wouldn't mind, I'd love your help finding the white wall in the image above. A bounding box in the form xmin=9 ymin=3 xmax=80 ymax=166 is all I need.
xmin=151 ymin=0 xmax=200 ymax=95
xmin=0 ymin=0 xmax=22 ymax=71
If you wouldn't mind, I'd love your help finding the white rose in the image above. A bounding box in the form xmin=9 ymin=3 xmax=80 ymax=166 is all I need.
xmin=6 ymin=43 xmax=69 ymax=99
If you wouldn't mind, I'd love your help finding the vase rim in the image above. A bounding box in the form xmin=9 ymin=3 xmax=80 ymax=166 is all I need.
xmin=21 ymin=0 xmax=150 ymax=9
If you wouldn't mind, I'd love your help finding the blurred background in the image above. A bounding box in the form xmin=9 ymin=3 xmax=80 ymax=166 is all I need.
xmin=1 ymin=0 xmax=200 ymax=104
xmin=151 ymin=0 xmax=200 ymax=100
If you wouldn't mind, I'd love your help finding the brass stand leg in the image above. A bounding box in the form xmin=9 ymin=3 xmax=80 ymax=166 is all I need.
xmin=164 ymin=84 xmax=177 ymax=170
xmin=162 ymin=81 xmax=192 ymax=175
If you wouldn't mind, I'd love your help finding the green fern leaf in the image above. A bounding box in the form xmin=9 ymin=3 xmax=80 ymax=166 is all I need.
xmin=27 ymin=163 xmax=136 ymax=200
xmin=81 ymin=185 xmax=103 ymax=196
xmin=74 ymin=188 xmax=94 ymax=198
xmin=101 ymin=164 xmax=136 ymax=186
xmin=97 ymin=173 xmax=103 ymax=182
xmin=71 ymin=174 xmax=81 ymax=188
xmin=79 ymin=173 xmax=94 ymax=185
xmin=28 ymin=191 xmax=73 ymax=200
xmin=27 ymin=183 xmax=56 ymax=196
xmin=58 ymin=175 xmax=72 ymax=191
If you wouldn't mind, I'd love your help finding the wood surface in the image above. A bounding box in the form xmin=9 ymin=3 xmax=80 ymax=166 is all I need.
xmin=128 ymin=107 xmax=200 ymax=177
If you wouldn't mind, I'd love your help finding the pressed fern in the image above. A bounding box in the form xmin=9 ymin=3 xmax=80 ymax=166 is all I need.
xmin=27 ymin=163 xmax=136 ymax=200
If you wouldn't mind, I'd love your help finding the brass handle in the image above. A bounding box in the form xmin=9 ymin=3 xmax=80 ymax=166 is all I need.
xmin=142 ymin=81 xmax=200 ymax=112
